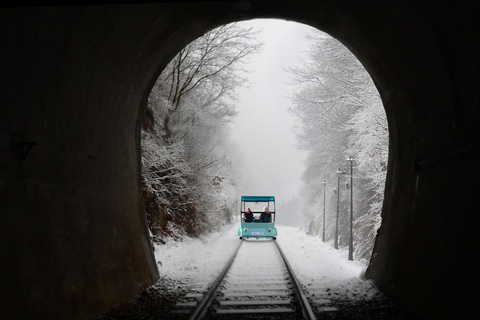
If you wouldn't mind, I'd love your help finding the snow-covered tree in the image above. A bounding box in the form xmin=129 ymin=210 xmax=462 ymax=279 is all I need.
xmin=154 ymin=23 xmax=262 ymax=143
xmin=142 ymin=23 xmax=262 ymax=240
xmin=287 ymin=30 xmax=388 ymax=261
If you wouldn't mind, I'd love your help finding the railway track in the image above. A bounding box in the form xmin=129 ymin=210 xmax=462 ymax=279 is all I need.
xmin=169 ymin=239 xmax=316 ymax=319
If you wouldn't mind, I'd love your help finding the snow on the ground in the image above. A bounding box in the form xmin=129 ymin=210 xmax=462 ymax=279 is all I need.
xmin=276 ymin=225 xmax=380 ymax=301
xmin=153 ymin=223 xmax=241 ymax=292
xmin=153 ymin=223 xmax=380 ymax=302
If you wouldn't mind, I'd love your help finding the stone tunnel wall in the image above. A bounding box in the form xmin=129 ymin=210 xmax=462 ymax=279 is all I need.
xmin=0 ymin=6 xmax=166 ymax=320
xmin=0 ymin=2 xmax=479 ymax=320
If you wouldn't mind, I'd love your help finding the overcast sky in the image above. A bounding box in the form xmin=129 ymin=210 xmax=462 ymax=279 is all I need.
xmin=229 ymin=19 xmax=317 ymax=202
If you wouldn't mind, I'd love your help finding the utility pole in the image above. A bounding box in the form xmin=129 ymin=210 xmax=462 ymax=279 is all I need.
xmin=347 ymin=156 xmax=355 ymax=260
xmin=335 ymin=169 xmax=345 ymax=249
xmin=322 ymin=180 xmax=326 ymax=242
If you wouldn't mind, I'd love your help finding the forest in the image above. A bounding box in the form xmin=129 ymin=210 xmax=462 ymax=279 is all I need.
xmin=141 ymin=22 xmax=388 ymax=261
xmin=286 ymin=31 xmax=388 ymax=260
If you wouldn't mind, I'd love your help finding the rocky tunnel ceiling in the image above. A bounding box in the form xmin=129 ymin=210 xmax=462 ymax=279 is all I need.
xmin=0 ymin=2 xmax=479 ymax=320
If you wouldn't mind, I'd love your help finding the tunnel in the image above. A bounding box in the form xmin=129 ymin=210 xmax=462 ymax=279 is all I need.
xmin=0 ymin=2 xmax=479 ymax=320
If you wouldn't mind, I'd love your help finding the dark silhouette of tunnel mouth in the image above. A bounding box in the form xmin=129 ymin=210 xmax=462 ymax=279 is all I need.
xmin=1 ymin=4 xmax=478 ymax=320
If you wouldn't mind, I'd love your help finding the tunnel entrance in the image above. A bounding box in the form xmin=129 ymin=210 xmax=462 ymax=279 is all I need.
xmin=134 ymin=18 xmax=392 ymax=318
xmin=142 ymin=18 xmax=388 ymax=266
xmin=1 ymin=3 xmax=479 ymax=320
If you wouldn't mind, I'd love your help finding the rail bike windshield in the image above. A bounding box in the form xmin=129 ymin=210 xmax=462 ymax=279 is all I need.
xmin=241 ymin=196 xmax=275 ymax=213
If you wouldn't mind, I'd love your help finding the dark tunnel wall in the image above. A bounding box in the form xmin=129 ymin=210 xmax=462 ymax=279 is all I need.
xmin=0 ymin=2 xmax=479 ymax=320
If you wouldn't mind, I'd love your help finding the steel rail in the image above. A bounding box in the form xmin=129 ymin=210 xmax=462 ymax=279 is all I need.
xmin=187 ymin=240 xmax=243 ymax=320
xmin=275 ymin=241 xmax=317 ymax=320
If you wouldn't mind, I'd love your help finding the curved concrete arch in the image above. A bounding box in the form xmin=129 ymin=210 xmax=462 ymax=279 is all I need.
xmin=0 ymin=2 xmax=478 ymax=320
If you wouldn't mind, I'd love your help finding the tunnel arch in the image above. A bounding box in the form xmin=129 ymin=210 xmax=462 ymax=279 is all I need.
xmin=1 ymin=3 xmax=479 ymax=320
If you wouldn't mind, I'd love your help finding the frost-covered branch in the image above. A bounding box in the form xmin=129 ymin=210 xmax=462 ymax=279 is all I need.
xmin=141 ymin=22 xmax=263 ymax=240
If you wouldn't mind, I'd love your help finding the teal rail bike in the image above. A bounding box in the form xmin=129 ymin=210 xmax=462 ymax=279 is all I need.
xmin=238 ymin=196 xmax=277 ymax=240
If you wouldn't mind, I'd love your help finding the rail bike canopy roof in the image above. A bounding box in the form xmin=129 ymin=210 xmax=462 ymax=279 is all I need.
xmin=241 ymin=196 xmax=275 ymax=202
